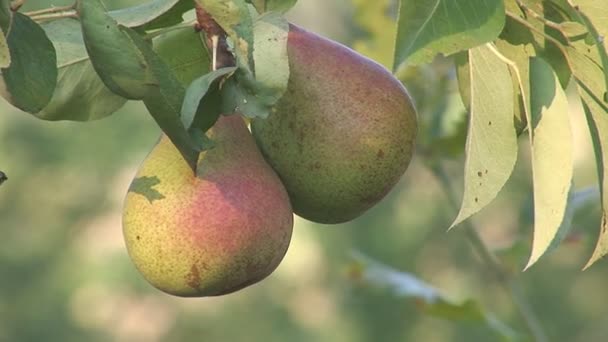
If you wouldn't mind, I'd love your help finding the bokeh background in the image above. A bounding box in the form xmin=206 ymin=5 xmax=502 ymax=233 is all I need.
xmin=1 ymin=1 xmax=607 ymax=341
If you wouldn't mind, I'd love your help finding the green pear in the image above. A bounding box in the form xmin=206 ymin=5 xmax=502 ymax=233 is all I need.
xmin=251 ymin=25 xmax=418 ymax=224
xmin=123 ymin=115 xmax=293 ymax=297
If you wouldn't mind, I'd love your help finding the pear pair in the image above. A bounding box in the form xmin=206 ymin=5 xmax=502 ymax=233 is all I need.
xmin=122 ymin=25 xmax=417 ymax=297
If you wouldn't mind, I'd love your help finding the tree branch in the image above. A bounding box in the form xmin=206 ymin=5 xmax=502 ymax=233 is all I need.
xmin=431 ymin=164 xmax=548 ymax=342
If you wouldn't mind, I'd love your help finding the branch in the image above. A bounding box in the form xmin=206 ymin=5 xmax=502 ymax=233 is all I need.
xmin=194 ymin=2 xmax=235 ymax=71
xmin=431 ymin=164 xmax=548 ymax=342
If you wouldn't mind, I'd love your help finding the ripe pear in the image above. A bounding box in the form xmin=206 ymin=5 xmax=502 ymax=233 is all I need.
xmin=251 ymin=25 xmax=418 ymax=224
xmin=123 ymin=115 xmax=293 ymax=297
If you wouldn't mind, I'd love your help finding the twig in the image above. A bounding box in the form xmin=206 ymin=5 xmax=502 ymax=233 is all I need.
xmin=431 ymin=164 xmax=548 ymax=342
xmin=10 ymin=0 xmax=25 ymax=11
xmin=194 ymin=2 xmax=235 ymax=70
xmin=515 ymin=0 xmax=565 ymax=33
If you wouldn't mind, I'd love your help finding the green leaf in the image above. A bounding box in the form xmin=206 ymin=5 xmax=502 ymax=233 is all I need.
xmin=181 ymin=66 xmax=236 ymax=130
xmin=581 ymin=96 xmax=608 ymax=269
xmin=109 ymin=0 xmax=193 ymax=30
xmin=122 ymin=27 xmax=201 ymax=169
xmin=28 ymin=21 xmax=207 ymax=122
xmin=525 ymin=57 xmax=573 ymax=269
xmin=153 ymin=27 xmax=210 ymax=86
xmin=221 ymin=76 xmax=270 ymax=118
xmin=349 ymin=252 xmax=521 ymax=341
xmin=78 ymin=0 xmax=156 ymax=100
xmin=558 ymin=21 xmax=588 ymax=38
xmin=569 ymin=1 xmax=608 ymax=93
xmin=394 ymin=0 xmax=505 ymax=68
xmin=37 ymin=19 xmax=126 ymax=121
xmin=450 ymin=44 xmax=518 ymax=228
xmin=0 ymin=12 xmax=57 ymax=113
xmin=0 ymin=0 xmax=10 ymax=32
xmin=249 ymin=12 xmax=289 ymax=104
xmin=246 ymin=0 xmax=297 ymax=13
xmin=221 ymin=11 xmax=290 ymax=119
xmin=566 ymin=37 xmax=608 ymax=268
xmin=494 ymin=17 xmax=532 ymax=134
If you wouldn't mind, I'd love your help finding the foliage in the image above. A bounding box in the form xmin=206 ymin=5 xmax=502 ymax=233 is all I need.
xmin=2 ymin=0 xmax=608 ymax=341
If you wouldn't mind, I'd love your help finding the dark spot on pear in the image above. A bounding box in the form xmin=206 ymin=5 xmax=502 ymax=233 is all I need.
xmin=477 ymin=171 xmax=483 ymax=177
xmin=129 ymin=176 xmax=165 ymax=203
xmin=474 ymin=197 xmax=479 ymax=203
xmin=488 ymin=121 xmax=492 ymax=126
xmin=186 ymin=264 xmax=201 ymax=289
xmin=485 ymin=169 xmax=488 ymax=174
xmin=136 ymin=235 xmax=141 ymax=241
xmin=377 ymin=149 xmax=385 ymax=159
xmin=0 ymin=171 xmax=6 ymax=185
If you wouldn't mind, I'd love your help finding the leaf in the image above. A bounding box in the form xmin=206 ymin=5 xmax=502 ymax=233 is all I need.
xmin=0 ymin=12 xmax=57 ymax=113
xmin=37 ymin=19 xmax=126 ymax=121
xmin=524 ymin=57 xmax=573 ymax=269
xmin=153 ymin=27 xmax=211 ymax=86
xmin=78 ymin=0 xmax=156 ymax=100
xmin=246 ymin=0 xmax=297 ymax=13
xmin=221 ymin=76 xmax=270 ymax=118
xmin=249 ymin=12 xmax=289 ymax=104
xmin=181 ymin=66 xmax=236 ymax=130
xmin=394 ymin=0 xmax=505 ymax=68
xmin=581 ymin=97 xmax=608 ymax=269
xmin=30 ymin=21 xmax=207 ymax=122
xmin=494 ymin=17 xmax=533 ymax=134
xmin=221 ymin=11 xmax=290 ymax=119
xmin=122 ymin=27 xmax=201 ymax=169
xmin=0 ymin=0 xmax=10 ymax=32
xmin=349 ymin=252 xmax=521 ymax=341
xmin=566 ymin=39 xmax=608 ymax=268
xmin=558 ymin=21 xmax=588 ymax=38
xmin=450 ymin=44 xmax=518 ymax=228
xmin=109 ymin=0 xmax=193 ymax=30
xmin=569 ymin=1 xmax=608 ymax=94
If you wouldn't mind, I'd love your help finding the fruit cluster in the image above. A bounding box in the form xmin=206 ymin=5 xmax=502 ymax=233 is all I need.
xmin=122 ymin=25 xmax=418 ymax=297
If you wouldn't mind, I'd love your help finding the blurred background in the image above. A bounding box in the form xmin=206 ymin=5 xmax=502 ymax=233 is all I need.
xmin=1 ymin=1 xmax=607 ymax=341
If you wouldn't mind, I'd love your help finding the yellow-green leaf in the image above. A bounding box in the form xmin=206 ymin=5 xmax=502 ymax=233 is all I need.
xmin=450 ymin=44 xmax=518 ymax=228
xmin=525 ymin=57 xmax=573 ymax=269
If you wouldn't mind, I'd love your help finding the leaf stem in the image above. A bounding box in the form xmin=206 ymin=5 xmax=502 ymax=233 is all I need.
xmin=194 ymin=1 xmax=234 ymax=70
xmin=29 ymin=11 xmax=77 ymax=23
xmin=430 ymin=164 xmax=548 ymax=342
xmin=24 ymin=3 xmax=75 ymax=17
xmin=10 ymin=0 xmax=25 ymax=11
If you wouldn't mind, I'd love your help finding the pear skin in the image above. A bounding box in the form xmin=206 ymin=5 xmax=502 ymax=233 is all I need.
xmin=123 ymin=115 xmax=293 ymax=297
xmin=251 ymin=25 xmax=418 ymax=224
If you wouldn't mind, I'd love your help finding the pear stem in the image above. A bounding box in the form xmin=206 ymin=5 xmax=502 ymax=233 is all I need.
xmin=430 ymin=164 xmax=548 ymax=342
xmin=194 ymin=2 xmax=235 ymax=70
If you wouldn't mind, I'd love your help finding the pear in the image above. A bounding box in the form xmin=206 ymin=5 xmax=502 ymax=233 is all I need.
xmin=251 ymin=25 xmax=418 ymax=224
xmin=123 ymin=115 xmax=293 ymax=297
